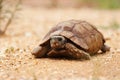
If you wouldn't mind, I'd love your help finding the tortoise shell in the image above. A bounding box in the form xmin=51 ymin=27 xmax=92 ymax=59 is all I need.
xmin=40 ymin=20 xmax=104 ymax=54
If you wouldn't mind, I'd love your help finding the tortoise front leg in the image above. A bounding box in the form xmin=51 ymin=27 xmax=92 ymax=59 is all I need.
xmin=31 ymin=45 xmax=50 ymax=58
xmin=65 ymin=43 xmax=91 ymax=60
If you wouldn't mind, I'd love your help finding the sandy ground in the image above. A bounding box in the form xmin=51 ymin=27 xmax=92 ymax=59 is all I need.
xmin=0 ymin=7 xmax=120 ymax=80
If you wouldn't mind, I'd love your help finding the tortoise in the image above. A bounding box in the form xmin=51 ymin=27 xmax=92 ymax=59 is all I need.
xmin=32 ymin=20 xmax=110 ymax=60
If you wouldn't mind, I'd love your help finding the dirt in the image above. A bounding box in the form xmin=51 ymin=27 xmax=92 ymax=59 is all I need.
xmin=0 ymin=6 xmax=120 ymax=80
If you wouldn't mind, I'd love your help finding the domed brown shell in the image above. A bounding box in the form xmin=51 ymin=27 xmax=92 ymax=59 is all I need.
xmin=40 ymin=20 xmax=104 ymax=54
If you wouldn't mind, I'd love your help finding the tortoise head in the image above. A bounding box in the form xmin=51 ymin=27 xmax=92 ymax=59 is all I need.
xmin=50 ymin=35 xmax=66 ymax=50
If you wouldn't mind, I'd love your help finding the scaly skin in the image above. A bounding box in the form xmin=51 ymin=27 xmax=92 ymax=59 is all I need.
xmin=65 ymin=43 xmax=91 ymax=60
xmin=31 ymin=45 xmax=50 ymax=58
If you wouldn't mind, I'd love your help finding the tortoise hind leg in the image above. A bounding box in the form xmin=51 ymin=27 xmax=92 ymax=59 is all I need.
xmin=65 ymin=43 xmax=91 ymax=60
xmin=31 ymin=45 xmax=50 ymax=58
xmin=101 ymin=44 xmax=110 ymax=53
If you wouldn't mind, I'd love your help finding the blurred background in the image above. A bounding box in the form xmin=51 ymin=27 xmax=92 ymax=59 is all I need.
xmin=0 ymin=0 xmax=120 ymax=80
xmin=23 ymin=0 xmax=120 ymax=9
xmin=1 ymin=0 xmax=120 ymax=34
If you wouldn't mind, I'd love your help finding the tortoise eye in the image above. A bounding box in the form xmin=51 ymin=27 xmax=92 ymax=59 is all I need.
xmin=58 ymin=38 xmax=62 ymax=41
